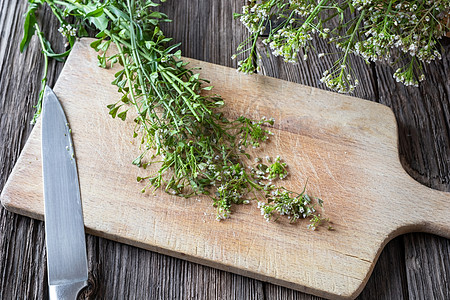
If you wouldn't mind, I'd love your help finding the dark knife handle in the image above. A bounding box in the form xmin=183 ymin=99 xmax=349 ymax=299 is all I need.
xmin=49 ymin=280 xmax=88 ymax=300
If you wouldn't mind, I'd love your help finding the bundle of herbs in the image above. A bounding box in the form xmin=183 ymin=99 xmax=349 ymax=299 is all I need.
xmin=21 ymin=0 xmax=329 ymax=228
xmin=235 ymin=0 xmax=450 ymax=93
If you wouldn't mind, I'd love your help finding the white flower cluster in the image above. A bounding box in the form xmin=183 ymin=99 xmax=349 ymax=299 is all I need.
xmin=353 ymin=0 xmax=448 ymax=86
xmin=240 ymin=4 xmax=270 ymax=35
xmin=249 ymin=155 xmax=288 ymax=182
xmin=237 ymin=0 xmax=449 ymax=92
xmin=264 ymin=26 xmax=312 ymax=63
xmin=213 ymin=163 xmax=250 ymax=220
xmin=258 ymin=188 xmax=317 ymax=223
xmin=352 ymin=0 xmax=372 ymax=9
xmin=216 ymin=205 xmax=231 ymax=220
xmin=289 ymin=0 xmax=315 ymax=18
xmin=257 ymin=201 xmax=272 ymax=222
xmin=58 ymin=24 xmax=76 ymax=38
xmin=320 ymin=68 xmax=359 ymax=94
xmin=392 ymin=67 xmax=425 ymax=87
xmin=354 ymin=1 xmax=445 ymax=65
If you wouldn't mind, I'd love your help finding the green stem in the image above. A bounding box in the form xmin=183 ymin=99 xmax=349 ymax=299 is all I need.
xmin=104 ymin=28 xmax=183 ymax=129
xmin=45 ymin=0 xmax=65 ymax=24
xmin=159 ymin=71 xmax=202 ymax=121
xmin=32 ymin=23 xmax=49 ymax=124
xmin=340 ymin=9 xmax=366 ymax=72
xmin=302 ymin=0 xmax=329 ymax=28
xmin=381 ymin=0 xmax=394 ymax=32
xmin=123 ymin=0 xmax=167 ymax=128
xmin=112 ymin=38 xmax=154 ymax=135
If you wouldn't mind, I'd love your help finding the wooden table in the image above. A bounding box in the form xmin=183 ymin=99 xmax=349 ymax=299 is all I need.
xmin=1 ymin=1 xmax=449 ymax=299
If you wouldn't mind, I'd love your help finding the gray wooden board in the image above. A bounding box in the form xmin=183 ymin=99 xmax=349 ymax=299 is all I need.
xmin=0 ymin=1 xmax=449 ymax=299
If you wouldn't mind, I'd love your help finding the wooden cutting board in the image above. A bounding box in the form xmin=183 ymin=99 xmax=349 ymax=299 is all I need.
xmin=2 ymin=38 xmax=449 ymax=299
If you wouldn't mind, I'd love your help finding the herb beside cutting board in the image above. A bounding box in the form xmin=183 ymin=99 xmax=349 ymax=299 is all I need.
xmin=235 ymin=0 xmax=449 ymax=93
xmin=21 ymin=0 xmax=330 ymax=229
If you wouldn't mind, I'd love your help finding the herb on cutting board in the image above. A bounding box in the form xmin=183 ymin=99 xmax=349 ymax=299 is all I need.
xmin=21 ymin=0 xmax=330 ymax=229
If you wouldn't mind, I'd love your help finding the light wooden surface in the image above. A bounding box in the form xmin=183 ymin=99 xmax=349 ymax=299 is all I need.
xmin=2 ymin=38 xmax=450 ymax=299
xmin=1 ymin=1 xmax=449 ymax=299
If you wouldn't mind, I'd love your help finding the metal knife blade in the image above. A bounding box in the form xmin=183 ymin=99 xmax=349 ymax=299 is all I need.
xmin=41 ymin=86 xmax=88 ymax=299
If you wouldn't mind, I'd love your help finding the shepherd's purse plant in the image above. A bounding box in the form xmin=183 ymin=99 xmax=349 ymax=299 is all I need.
xmin=235 ymin=0 xmax=449 ymax=93
xmin=21 ymin=0 xmax=330 ymax=229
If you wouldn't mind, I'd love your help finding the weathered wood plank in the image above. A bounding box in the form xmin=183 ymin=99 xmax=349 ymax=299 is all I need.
xmin=0 ymin=0 xmax=448 ymax=299
xmin=0 ymin=1 xmax=66 ymax=299
xmin=357 ymin=237 xmax=408 ymax=300
xmin=374 ymin=41 xmax=450 ymax=300
xmin=403 ymin=233 xmax=450 ymax=300
xmin=160 ymin=0 xmax=247 ymax=68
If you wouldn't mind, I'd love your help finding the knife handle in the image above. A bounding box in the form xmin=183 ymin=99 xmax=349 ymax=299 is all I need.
xmin=49 ymin=280 xmax=87 ymax=300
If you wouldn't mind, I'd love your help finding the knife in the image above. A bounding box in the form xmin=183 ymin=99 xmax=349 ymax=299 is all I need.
xmin=41 ymin=86 xmax=88 ymax=299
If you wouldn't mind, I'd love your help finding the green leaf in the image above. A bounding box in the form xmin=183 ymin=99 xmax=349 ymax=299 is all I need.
xmin=173 ymin=49 xmax=181 ymax=59
xmin=85 ymin=6 xmax=105 ymax=18
xmin=61 ymin=2 xmax=81 ymax=14
xmin=113 ymin=69 xmax=124 ymax=79
xmin=149 ymin=11 xmax=162 ymax=19
xmin=38 ymin=34 xmax=70 ymax=62
xmin=164 ymin=43 xmax=181 ymax=54
xmin=148 ymin=18 xmax=158 ymax=25
xmin=108 ymin=105 xmax=120 ymax=118
xmin=150 ymin=72 xmax=158 ymax=83
xmin=145 ymin=41 xmax=156 ymax=49
xmin=20 ymin=3 xmax=39 ymax=52
xmin=70 ymin=2 xmax=108 ymax=31
xmin=349 ymin=3 xmax=355 ymax=14
xmin=118 ymin=110 xmax=128 ymax=121
xmin=88 ymin=12 xmax=108 ymax=31
xmin=107 ymin=4 xmax=130 ymax=21
xmin=159 ymin=37 xmax=172 ymax=43
xmin=143 ymin=1 xmax=160 ymax=8
xmin=346 ymin=22 xmax=356 ymax=36
xmin=120 ymin=93 xmax=129 ymax=104
xmin=191 ymin=73 xmax=200 ymax=80
xmin=98 ymin=40 xmax=111 ymax=52
xmin=132 ymin=153 xmax=145 ymax=167
xmin=78 ymin=25 xmax=89 ymax=38
xmin=90 ymin=15 xmax=108 ymax=31
xmin=95 ymin=31 xmax=107 ymax=38
xmin=97 ymin=54 xmax=107 ymax=68
xmin=116 ymin=79 xmax=127 ymax=89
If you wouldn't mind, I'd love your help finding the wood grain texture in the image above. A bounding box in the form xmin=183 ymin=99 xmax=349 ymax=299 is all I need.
xmin=0 ymin=1 xmax=448 ymax=299
xmin=257 ymin=21 xmax=450 ymax=300
xmin=2 ymin=37 xmax=450 ymax=299
xmin=0 ymin=1 xmax=66 ymax=299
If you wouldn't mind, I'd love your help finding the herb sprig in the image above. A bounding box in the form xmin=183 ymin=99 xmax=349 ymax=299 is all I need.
xmin=21 ymin=0 xmax=328 ymax=228
xmin=235 ymin=0 xmax=449 ymax=93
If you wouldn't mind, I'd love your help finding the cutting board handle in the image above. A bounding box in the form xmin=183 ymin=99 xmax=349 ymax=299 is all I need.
xmin=401 ymin=180 xmax=450 ymax=239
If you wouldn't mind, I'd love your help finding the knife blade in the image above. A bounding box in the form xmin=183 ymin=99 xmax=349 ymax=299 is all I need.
xmin=41 ymin=86 xmax=88 ymax=299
